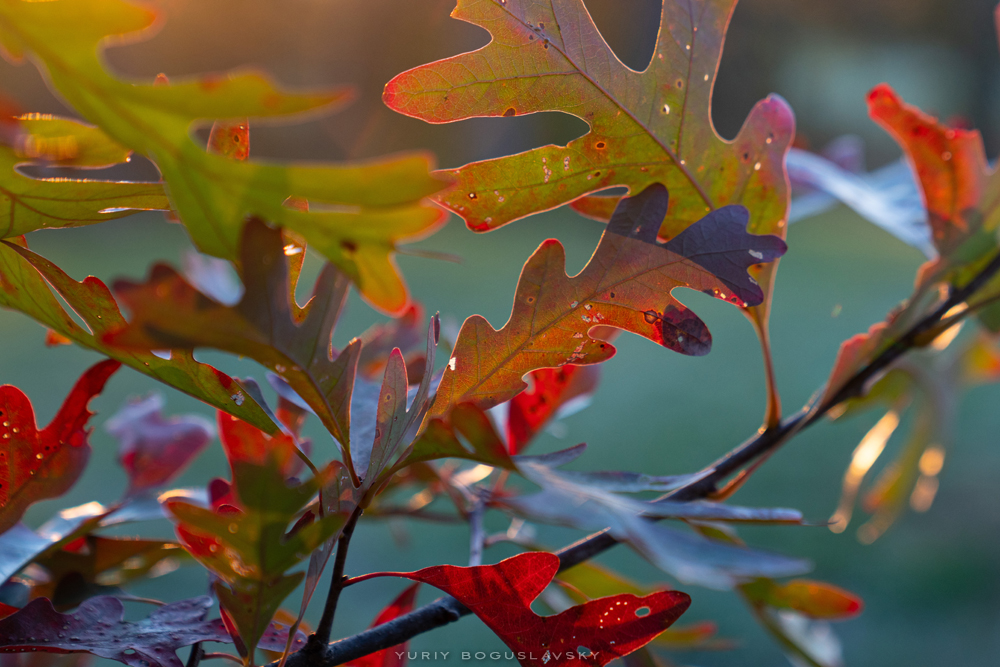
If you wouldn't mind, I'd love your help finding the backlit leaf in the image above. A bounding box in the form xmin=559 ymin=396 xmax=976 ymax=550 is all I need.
xmin=507 ymin=364 xmax=600 ymax=454
xmin=0 ymin=115 xmax=169 ymax=237
xmin=741 ymin=579 xmax=862 ymax=621
xmin=386 ymin=0 xmax=794 ymax=421
xmin=0 ymin=0 xmax=449 ymax=313
xmin=432 ymin=183 xmax=785 ymax=416
xmin=0 ymin=360 xmax=119 ymax=534
xmin=386 ymin=0 xmax=792 ymax=244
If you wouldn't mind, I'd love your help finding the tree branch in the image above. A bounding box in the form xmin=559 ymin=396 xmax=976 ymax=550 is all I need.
xmin=309 ymin=507 xmax=362 ymax=649
xmin=274 ymin=250 xmax=1000 ymax=667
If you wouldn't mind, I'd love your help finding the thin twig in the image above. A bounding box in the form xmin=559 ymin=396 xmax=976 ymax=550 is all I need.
xmin=201 ymin=654 xmax=243 ymax=665
xmin=468 ymin=495 xmax=486 ymax=567
xmin=309 ymin=506 xmax=362 ymax=649
xmin=185 ymin=643 xmax=204 ymax=667
xmin=272 ymin=250 xmax=1000 ymax=667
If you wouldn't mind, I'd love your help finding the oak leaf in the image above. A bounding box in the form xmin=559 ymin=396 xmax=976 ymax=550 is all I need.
xmin=0 ymin=239 xmax=276 ymax=432
xmin=432 ymin=183 xmax=785 ymax=416
xmin=0 ymin=360 xmax=119 ymax=534
xmin=354 ymin=552 xmax=691 ymax=667
xmin=0 ymin=0 xmax=448 ymax=313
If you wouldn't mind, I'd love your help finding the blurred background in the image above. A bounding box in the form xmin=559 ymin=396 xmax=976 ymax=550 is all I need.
xmin=2 ymin=0 xmax=1000 ymax=665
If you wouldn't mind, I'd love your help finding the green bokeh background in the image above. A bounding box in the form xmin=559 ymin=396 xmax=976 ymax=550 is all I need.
xmin=2 ymin=0 xmax=1000 ymax=665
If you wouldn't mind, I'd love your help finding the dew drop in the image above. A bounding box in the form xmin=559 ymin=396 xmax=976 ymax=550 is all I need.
xmin=584 ymin=303 xmax=592 ymax=310
xmin=942 ymin=151 xmax=952 ymax=161
xmin=661 ymin=104 xmax=670 ymax=114
xmin=448 ymin=357 xmax=457 ymax=371
xmin=468 ymin=192 xmax=477 ymax=199
xmin=275 ymin=364 xmax=286 ymax=373
xmin=35 ymin=453 xmax=43 ymax=460
xmin=704 ymin=73 xmax=709 ymax=81
xmin=228 ymin=523 xmax=238 ymax=534
xmin=754 ymin=162 xmax=761 ymax=171
xmin=231 ymin=392 xmax=245 ymax=406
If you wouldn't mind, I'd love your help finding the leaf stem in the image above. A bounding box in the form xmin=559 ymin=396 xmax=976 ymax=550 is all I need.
xmin=310 ymin=506 xmax=362 ymax=648
xmin=201 ymin=654 xmax=243 ymax=665
xmin=270 ymin=250 xmax=1000 ymax=667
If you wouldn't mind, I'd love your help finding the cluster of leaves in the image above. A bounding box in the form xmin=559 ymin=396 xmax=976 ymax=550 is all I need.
xmin=2 ymin=1 xmax=1000 ymax=667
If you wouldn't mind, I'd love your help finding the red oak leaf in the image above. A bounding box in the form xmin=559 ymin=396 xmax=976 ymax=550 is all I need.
xmin=353 ymin=552 xmax=689 ymax=666
xmin=507 ymin=365 xmax=600 ymax=454
xmin=349 ymin=584 xmax=421 ymax=667
xmin=0 ymin=360 xmax=120 ymax=533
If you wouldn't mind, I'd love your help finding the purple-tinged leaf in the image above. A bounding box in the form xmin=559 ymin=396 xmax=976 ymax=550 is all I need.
xmin=787 ymin=148 xmax=930 ymax=256
xmin=498 ymin=461 xmax=809 ymax=589
xmin=0 ymin=595 xmax=308 ymax=667
xmin=0 ymin=596 xmax=228 ymax=667
xmin=106 ymin=394 xmax=214 ymax=496
xmin=181 ymin=251 xmax=243 ymax=306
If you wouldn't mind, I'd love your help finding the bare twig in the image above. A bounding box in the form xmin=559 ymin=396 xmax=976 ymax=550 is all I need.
xmin=468 ymin=495 xmax=486 ymax=567
xmin=271 ymin=250 xmax=1000 ymax=667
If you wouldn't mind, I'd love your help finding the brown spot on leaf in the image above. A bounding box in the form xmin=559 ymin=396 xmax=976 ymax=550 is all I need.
xmin=504 ymin=108 xmax=517 ymax=117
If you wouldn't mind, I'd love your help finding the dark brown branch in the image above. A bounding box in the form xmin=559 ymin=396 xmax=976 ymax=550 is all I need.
xmin=274 ymin=250 xmax=1000 ymax=667
xmin=309 ymin=507 xmax=362 ymax=649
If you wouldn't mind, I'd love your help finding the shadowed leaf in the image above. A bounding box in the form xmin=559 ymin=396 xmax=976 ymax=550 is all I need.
xmin=107 ymin=218 xmax=362 ymax=479
xmin=106 ymin=394 xmax=215 ymax=496
xmin=0 ymin=595 xmax=308 ymax=667
xmin=0 ymin=239 xmax=276 ymax=433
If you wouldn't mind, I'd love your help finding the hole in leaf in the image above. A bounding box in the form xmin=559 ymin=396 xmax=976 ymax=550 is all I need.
xmin=635 ymin=606 xmax=650 ymax=617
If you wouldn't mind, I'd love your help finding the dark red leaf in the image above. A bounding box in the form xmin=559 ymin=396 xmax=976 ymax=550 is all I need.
xmin=0 ymin=360 xmax=120 ymax=533
xmin=355 ymin=552 xmax=690 ymax=666
xmin=348 ymin=584 xmax=421 ymax=667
